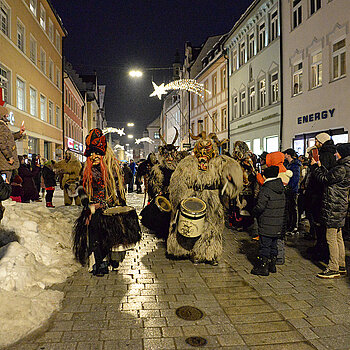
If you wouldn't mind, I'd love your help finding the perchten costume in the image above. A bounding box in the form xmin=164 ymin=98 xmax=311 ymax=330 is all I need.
xmin=166 ymin=131 xmax=243 ymax=264
xmin=73 ymin=128 xmax=141 ymax=276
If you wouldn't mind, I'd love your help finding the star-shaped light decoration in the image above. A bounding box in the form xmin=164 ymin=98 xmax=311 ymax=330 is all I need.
xmin=149 ymin=82 xmax=168 ymax=100
xmin=102 ymin=127 xmax=126 ymax=136
xmin=114 ymin=144 xmax=125 ymax=150
xmin=135 ymin=137 xmax=154 ymax=144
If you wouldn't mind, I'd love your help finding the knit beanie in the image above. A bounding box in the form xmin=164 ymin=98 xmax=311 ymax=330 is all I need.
xmin=315 ymin=132 xmax=331 ymax=144
xmin=264 ymin=165 xmax=279 ymax=179
xmin=336 ymin=143 xmax=350 ymax=158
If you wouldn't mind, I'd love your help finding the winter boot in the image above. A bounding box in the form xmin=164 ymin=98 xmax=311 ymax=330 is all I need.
xmin=251 ymin=256 xmax=269 ymax=276
xmin=269 ymin=256 xmax=277 ymax=273
xmin=46 ymin=202 xmax=55 ymax=208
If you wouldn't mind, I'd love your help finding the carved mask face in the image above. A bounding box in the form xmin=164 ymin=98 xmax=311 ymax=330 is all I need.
xmin=159 ymin=145 xmax=178 ymax=170
xmin=193 ymin=140 xmax=217 ymax=171
xmin=90 ymin=152 xmax=102 ymax=166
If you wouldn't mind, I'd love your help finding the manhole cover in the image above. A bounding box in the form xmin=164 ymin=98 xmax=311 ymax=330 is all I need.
xmin=185 ymin=336 xmax=207 ymax=347
xmin=176 ymin=306 xmax=204 ymax=320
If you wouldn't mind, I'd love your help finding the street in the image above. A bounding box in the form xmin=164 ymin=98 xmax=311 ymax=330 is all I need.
xmin=6 ymin=192 xmax=350 ymax=350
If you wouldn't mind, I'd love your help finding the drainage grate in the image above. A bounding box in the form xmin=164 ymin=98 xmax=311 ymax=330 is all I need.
xmin=176 ymin=306 xmax=204 ymax=321
xmin=185 ymin=336 xmax=207 ymax=347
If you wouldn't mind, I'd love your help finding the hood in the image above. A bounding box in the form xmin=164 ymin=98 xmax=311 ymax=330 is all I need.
xmin=264 ymin=177 xmax=284 ymax=194
xmin=266 ymin=152 xmax=286 ymax=172
xmin=319 ymin=139 xmax=336 ymax=154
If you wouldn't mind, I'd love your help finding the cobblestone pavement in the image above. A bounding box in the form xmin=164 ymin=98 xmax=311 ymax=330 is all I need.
xmin=8 ymin=193 xmax=350 ymax=350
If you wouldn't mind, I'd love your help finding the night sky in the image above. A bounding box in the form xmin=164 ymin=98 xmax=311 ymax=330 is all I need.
xmin=51 ymin=0 xmax=254 ymax=142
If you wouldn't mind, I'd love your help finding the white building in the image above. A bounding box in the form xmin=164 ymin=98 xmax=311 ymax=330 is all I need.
xmin=282 ymin=0 xmax=349 ymax=153
xmin=162 ymin=91 xmax=181 ymax=147
xmin=143 ymin=116 xmax=161 ymax=156
xmin=224 ymin=0 xmax=281 ymax=155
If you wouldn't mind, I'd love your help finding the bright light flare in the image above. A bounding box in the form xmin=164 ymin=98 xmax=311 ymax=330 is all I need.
xmin=127 ymin=134 xmax=134 ymax=139
xmin=127 ymin=122 xmax=135 ymax=127
xmin=129 ymin=70 xmax=143 ymax=78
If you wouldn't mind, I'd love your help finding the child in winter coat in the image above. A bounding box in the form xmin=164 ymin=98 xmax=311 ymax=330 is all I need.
xmin=42 ymin=160 xmax=56 ymax=208
xmin=251 ymin=166 xmax=286 ymax=276
xmin=10 ymin=174 xmax=24 ymax=202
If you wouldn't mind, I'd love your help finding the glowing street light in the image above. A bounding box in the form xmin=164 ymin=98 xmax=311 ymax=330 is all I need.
xmin=127 ymin=134 xmax=133 ymax=139
xmin=127 ymin=122 xmax=135 ymax=127
xmin=129 ymin=70 xmax=143 ymax=78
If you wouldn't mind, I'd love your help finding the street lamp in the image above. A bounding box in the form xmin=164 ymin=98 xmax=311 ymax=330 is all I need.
xmin=127 ymin=122 xmax=135 ymax=127
xmin=127 ymin=134 xmax=133 ymax=139
xmin=129 ymin=70 xmax=143 ymax=78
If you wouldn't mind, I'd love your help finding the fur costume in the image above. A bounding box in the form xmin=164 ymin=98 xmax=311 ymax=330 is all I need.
xmin=167 ymin=132 xmax=243 ymax=264
xmin=73 ymin=128 xmax=141 ymax=276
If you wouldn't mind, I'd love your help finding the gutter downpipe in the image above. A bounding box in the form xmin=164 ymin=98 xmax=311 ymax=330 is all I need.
xmin=279 ymin=0 xmax=284 ymax=151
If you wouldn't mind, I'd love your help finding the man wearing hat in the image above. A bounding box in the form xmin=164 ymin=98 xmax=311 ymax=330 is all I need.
xmin=311 ymin=143 xmax=350 ymax=278
xmin=315 ymin=132 xmax=337 ymax=170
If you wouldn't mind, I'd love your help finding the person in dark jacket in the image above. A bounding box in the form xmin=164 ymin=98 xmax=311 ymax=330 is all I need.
xmin=42 ymin=160 xmax=56 ymax=207
xmin=312 ymin=143 xmax=350 ymax=279
xmin=10 ymin=174 xmax=24 ymax=202
xmin=18 ymin=155 xmax=40 ymax=203
xmin=31 ymin=154 xmax=42 ymax=196
xmin=251 ymin=166 xmax=286 ymax=276
xmin=283 ymin=148 xmax=301 ymax=234
xmin=0 ymin=173 xmax=11 ymax=222
xmin=122 ymin=162 xmax=133 ymax=192
xmin=315 ymin=132 xmax=337 ymax=170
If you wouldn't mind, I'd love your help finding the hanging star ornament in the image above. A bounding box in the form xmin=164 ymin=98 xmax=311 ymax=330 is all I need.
xmin=102 ymin=127 xmax=126 ymax=136
xmin=150 ymin=79 xmax=211 ymax=100
xmin=135 ymin=137 xmax=154 ymax=144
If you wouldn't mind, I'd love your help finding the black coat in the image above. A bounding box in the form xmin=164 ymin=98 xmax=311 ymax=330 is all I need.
xmin=0 ymin=176 xmax=11 ymax=201
xmin=253 ymin=178 xmax=286 ymax=237
xmin=319 ymin=140 xmax=337 ymax=170
xmin=18 ymin=164 xmax=39 ymax=201
xmin=313 ymin=155 xmax=350 ymax=228
xmin=42 ymin=166 xmax=56 ymax=188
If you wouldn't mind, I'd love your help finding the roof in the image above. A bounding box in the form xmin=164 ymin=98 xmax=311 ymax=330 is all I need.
xmin=46 ymin=0 xmax=68 ymax=36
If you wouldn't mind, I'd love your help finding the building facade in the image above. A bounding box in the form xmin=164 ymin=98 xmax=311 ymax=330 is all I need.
xmin=225 ymin=0 xmax=281 ymax=155
xmin=143 ymin=116 xmax=160 ymax=156
xmin=0 ymin=0 xmax=66 ymax=160
xmin=282 ymin=0 xmax=349 ymax=153
xmin=161 ymin=91 xmax=181 ymax=147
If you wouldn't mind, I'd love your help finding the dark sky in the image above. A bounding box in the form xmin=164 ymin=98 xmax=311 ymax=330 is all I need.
xmin=51 ymin=0 xmax=254 ymax=141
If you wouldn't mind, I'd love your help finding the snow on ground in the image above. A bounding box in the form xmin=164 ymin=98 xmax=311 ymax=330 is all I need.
xmin=0 ymin=190 xmax=81 ymax=348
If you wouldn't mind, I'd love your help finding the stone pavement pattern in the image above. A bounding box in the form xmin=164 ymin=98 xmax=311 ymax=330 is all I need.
xmin=7 ymin=193 xmax=350 ymax=350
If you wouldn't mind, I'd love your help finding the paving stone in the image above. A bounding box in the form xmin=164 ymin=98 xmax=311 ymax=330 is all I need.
xmin=217 ymin=333 xmax=246 ymax=346
xmin=161 ymin=326 xmax=183 ymax=337
xmin=242 ymin=330 xmax=305 ymax=345
xmin=76 ymin=341 xmax=103 ymax=350
xmin=100 ymin=328 xmax=131 ymax=340
xmin=235 ymin=321 xmax=293 ymax=334
xmin=249 ymin=342 xmax=317 ymax=350
xmin=103 ymin=339 xmax=143 ymax=350
xmin=143 ymin=337 xmax=176 ymax=349
xmin=229 ymin=312 xmax=284 ymax=324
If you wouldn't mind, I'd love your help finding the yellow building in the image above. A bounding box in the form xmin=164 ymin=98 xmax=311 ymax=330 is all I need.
xmin=0 ymin=0 xmax=66 ymax=160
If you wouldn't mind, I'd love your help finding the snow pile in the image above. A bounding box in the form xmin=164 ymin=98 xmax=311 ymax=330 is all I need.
xmin=0 ymin=200 xmax=81 ymax=348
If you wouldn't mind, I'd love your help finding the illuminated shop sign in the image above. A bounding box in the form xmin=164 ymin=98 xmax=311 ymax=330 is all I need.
xmin=297 ymin=108 xmax=335 ymax=125
xmin=67 ymin=137 xmax=83 ymax=153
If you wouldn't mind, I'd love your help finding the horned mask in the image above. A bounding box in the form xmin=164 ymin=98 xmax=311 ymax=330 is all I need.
xmin=158 ymin=127 xmax=179 ymax=170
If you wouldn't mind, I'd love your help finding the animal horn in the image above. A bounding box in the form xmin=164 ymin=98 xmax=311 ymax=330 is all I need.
xmin=190 ymin=131 xmax=200 ymax=140
xmin=158 ymin=128 xmax=167 ymax=145
xmin=172 ymin=127 xmax=179 ymax=145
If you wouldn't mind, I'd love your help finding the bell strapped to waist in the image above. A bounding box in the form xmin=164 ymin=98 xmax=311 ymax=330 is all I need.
xmin=178 ymin=197 xmax=206 ymax=238
xmin=140 ymin=195 xmax=172 ymax=234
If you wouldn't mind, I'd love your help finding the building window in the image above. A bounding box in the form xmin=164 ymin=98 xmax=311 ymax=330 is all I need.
xmin=17 ymin=21 xmax=25 ymax=52
xmin=204 ymin=80 xmax=208 ymax=101
xmin=293 ymin=0 xmax=302 ymax=29
xmin=29 ymin=0 xmax=37 ymax=15
xmin=30 ymin=87 xmax=37 ymax=116
xmin=40 ymin=94 xmax=46 ymax=121
xmin=232 ymin=94 xmax=238 ymax=119
xmin=212 ymin=75 xmax=217 ymax=95
xmin=239 ymin=41 xmax=246 ymax=67
xmin=271 ymin=73 xmax=279 ymax=103
xmin=153 ymin=132 xmax=159 ymax=139
xmin=248 ymin=33 xmax=255 ymax=59
xmin=310 ymin=0 xmax=321 ymax=16
xmin=270 ymin=10 xmax=278 ymax=42
xmin=55 ymin=31 xmax=60 ymax=52
xmin=249 ymin=86 xmax=255 ymax=113
xmin=265 ymin=135 xmax=279 ymax=153
xmin=49 ymin=59 xmax=54 ymax=81
xmin=253 ymin=138 xmax=261 ymax=155
xmin=40 ymin=4 xmax=46 ymax=29
xmin=311 ymin=51 xmax=322 ymax=88
xmin=0 ymin=1 xmax=10 ymax=37
xmin=29 ymin=36 xmax=37 ymax=64
xmin=191 ymin=121 xmax=195 ymax=134
xmin=212 ymin=112 xmax=218 ymax=132
xmin=332 ymin=38 xmax=346 ymax=80
xmin=221 ymin=108 xmax=227 ymax=130
xmin=48 ymin=101 xmax=53 ymax=124
xmin=259 ymin=79 xmax=266 ymax=108
xmin=48 ymin=19 xmax=54 ymax=42
xmin=293 ymin=62 xmax=303 ymax=95
xmin=231 ymin=50 xmax=237 ymax=73
xmin=221 ymin=68 xmax=226 ymax=91
xmin=240 ymin=91 xmax=246 ymax=116
xmin=0 ymin=65 xmax=10 ymax=103
xmin=40 ymin=48 xmax=46 ymax=74
xmin=258 ymin=23 xmax=266 ymax=51
xmin=204 ymin=116 xmax=208 ymax=132
xmin=16 ymin=78 xmax=25 ymax=111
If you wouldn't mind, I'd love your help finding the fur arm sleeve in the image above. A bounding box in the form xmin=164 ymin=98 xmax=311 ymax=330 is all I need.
xmin=148 ymin=165 xmax=164 ymax=199
xmin=220 ymin=155 xmax=244 ymax=199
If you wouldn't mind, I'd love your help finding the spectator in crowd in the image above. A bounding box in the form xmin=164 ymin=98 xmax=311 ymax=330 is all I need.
xmin=312 ymin=143 xmax=350 ymax=278
xmin=128 ymin=159 xmax=136 ymax=193
xmin=10 ymin=174 xmax=24 ymax=202
xmin=31 ymin=154 xmax=42 ymax=197
xmin=135 ymin=159 xmax=144 ymax=194
xmin=122 ymin=162 xmax=133 ymax=192
xmin=0 ymin=173 xmax=11 ymax=222
xmin=251 ymin=166 xmax=286 ymax=276
xmin=315 ymin=132 xmax=337 ymax=170
xmin=18 ymin=155 xmax=40 ymax=203
xmin=42 ymin=160 xmax=56 ymax=208
xmin=283 ymin=148 xmax=301 ymax=235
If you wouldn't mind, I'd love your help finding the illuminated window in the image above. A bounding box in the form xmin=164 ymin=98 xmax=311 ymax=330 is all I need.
xmin=248 ymin=32 xmax=255 ymax=59
xmin=40 ymin=4 xmax=46 ymax=29
xmin=258 ymin=23 xmax=266 ymax=51
xmin=259 ymin=79 xmax=266 ymax=108
xmin=249 ymin=86 xmax=255 ymax=112
xmin=332 ymin=38 xmax=346 ymax=80
xmin=40 ymin=94 xmax=46 ymax=121
xmin=271 ymin=73 xmax=279 ymax=103
xmin=30 ymin=87 xmax=37 ymax=116
xmin=240 ymin=91 xmax=246 ymax=116
xmin=293 ymin=62 xmax=303 ymax=95
xmin=270 ymin=10 xmax=278 ymax=41
xmin=29 ymin=0 xmax=37 ymax=15
xmin=16 ymin=78 xmax=25 ymax=111
xmin=311 ymin=52 xmax=322 ymax=88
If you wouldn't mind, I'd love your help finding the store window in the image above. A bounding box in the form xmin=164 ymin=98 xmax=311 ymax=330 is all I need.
xmin=265 ymin=136 xmax=279 ymax=153
xmin=30 ymin=87 xmax=37 ymax=116
xmin=311 ymin=51 xmax=322 ymax=88
xmin=258 ymin=22 xmax=266 ymax=51
xmin=240 ymin=90 xmax=246 ymax=116
xmin=332 ymin=38 xmax=346 ymax=80
xmin=259 ymin=79 xmax=266 ymax=108
xmin=310 ymin=0 xmax=321 ymax=16
xmin=16 ymin=78 xmax=25 ymax=111
xmin=292 ymin=0 xmax=302 ymax=29
xmin=270 ymin=73 xmax=279 ymax=103
xmin=0 ymin=1 xmax=10 ymax=37
xmin=0 ymin=65 xmax=10 ymax=103
xmin=293 ymin=62 xmax=303 ymax=95
xmin=28 ymin=137 xmax=38 ymax=155
xmin=270 ymin=10 xmax=278 ymax=42
xmin=40 ymin=94 xmax=46 ymax=121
